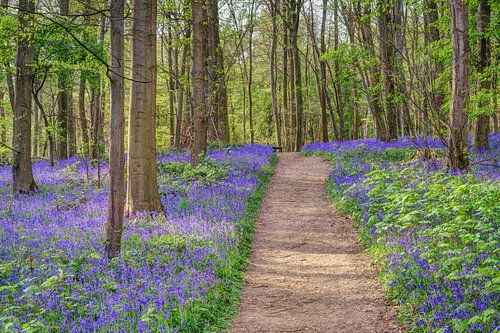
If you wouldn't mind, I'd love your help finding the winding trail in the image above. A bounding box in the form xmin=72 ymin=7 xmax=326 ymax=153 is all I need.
xmin=229 ymin=153 xmax=401 ymax=333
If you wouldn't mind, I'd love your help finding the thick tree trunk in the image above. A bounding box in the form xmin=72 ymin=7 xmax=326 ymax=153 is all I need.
xmin=126 ymin=0 xmax=163 ymax=214
xmin=447 ymin=0 xmax=470 ymax=171
xmin=473 ymin=0 xmax=491 ymax=149
xmin=190 ymin=0 xmax=207 ymax=165
xmin=106 ymin=0 xmax=125 ymax=258
xmin=13 ymin=0 xmax=37 ymax=194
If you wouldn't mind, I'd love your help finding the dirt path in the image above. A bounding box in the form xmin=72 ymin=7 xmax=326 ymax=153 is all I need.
xmin=229 ymin=153 xmax=401 ymax=333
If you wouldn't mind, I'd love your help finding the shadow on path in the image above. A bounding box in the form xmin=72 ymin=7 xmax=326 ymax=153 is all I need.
xmin=229 ymin=153 xmax=402 ymax=333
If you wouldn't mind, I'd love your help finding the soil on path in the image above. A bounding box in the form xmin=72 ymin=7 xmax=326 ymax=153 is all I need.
xmin=229 ymin=153 xmax=402 ymax=333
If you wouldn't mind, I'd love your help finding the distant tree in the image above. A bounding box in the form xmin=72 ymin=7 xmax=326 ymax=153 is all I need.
xmin=473 ymin=0 xmax=491 ymax=149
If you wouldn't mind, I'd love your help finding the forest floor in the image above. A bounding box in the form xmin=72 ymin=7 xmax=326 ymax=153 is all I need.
xmin=229 ymin=153 xmax=402 ymax=333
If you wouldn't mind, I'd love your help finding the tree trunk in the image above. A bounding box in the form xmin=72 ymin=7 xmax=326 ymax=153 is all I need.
xmin=106 ymin=0 xmax=125 ymax=258
xmin=206 ymin=0 xmax=229 ymax=143
xmin=190 ymin=0 xmax=207 ymax=165
xmin=291 ymin=0 xmax=304 ymax=151
xmin=126 ymin=0 xmax=163 ymax=214
xmin=13 ymin=0 xmax=37 ymax=194
xmin=282 ymin=2 xmax=290 ymax=150
xmin=358 ymin=2 xmax=387 ymax=141
xmin=319 ymin=0 xmax=329 ymax=142
xmin=424 ymin=0 xmax=444 ymax=132
xmin=269 ymin=1 xmax=281 ymax=147
xmin=0 ymin=90 xmax=6 ymax=147
xmin=78 ymin=76 xmax=90 ymax=156
xmin=447 ymin=0 xmax=470 ymax=171
xmin=393 ymin=0 xmax=413 ymax=137
xmin=175 ymin=27 xmax=190 ymax=148
xmin=167 ymin=26 xmax=176 ymax=146
xmin=378 ymin=0 xmax=397 ymax=141
xmin=32 ymin=102 xmax=39 ymax=157
xmin=472 ymin=0 xmax=490 ymax=149
xmin=56 ymin=0 xmax=70 ymax=160
xmin=333 ymin=0 xmax=345 ymax=140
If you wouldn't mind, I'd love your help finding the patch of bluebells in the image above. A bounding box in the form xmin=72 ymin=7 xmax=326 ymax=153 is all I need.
xmin=303 ymin=134 xmax=500 ymax=332
xmin=0 ymin=144 xmax=273 ymax=332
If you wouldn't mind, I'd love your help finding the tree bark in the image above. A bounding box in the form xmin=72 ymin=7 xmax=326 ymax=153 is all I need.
xmin=333 ymin=0 xmax=345 ymax=141
xmin=378 ymin=0 xmax=397 ymax=141
xmin=206 ymin=0 xmax=229 ymax=143
xmin=78 ymin=76 xmax=90 ymax=155
xmin=472 ymin=0 xmax=491 ymax=149
xmin=291 ymin=0 xmax=304 ymax=151
xmin=190 ymin=0 xmax=207 ymax=165
xmin=126 ymin=0 xmax=163 ymax=214
xmin=175 ymin=27 xmax=190 ymax=148
xmin=358 ymin=2 xmax=388 ymax=141
xmin=269 ymin=1 xmax=282 ymax=147
xmin=447 ymin=0 xmax=470 ymax=171
xmin=106 ymin=0 xmax=125 ymax=258
xmin=13 ymin=0 xmax=37 ymax=194
xmin=56 ymin=0 xmax=70 ymax=160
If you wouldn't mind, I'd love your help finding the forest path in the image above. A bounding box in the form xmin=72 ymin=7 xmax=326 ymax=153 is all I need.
xmin=229 ymin=153 xmax=401 ymax=333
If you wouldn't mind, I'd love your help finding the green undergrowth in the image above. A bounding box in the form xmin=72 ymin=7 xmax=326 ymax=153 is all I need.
xmin=306 ymin=143 xmax=499 ymax=332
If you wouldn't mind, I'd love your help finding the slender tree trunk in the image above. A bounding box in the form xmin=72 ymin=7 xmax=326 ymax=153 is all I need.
xmin=393 ymin=0 xmax=413 ymax=137
xmin=78 ymin=76 xmax=90 ymax=155
xmin=282 ymin=2 xmax=290 ymax=150
xmin=56 ymin=0 xmax=70 ymax=160
xmin=424 ymin=0 xmax=444 ymax=133
xmin=175 ymin=28 xmax=190 ymax=148
xmin=319 ymin=0 xmax=329 ymax=142
xmin=333 ymin=0 xmax=345 ymax=140
xmin=126 ymin=0 xmax=163 ymax=214
xmin=13 ymin=0 xmax=37 ymax=194
xmin=353 ymin=82 xmax=360 ymax=140
xmin=0 ymin=90 xmax=6 ymax=148
xmin=473 ymin=0 xmax=490 ymax=149
xmin=167 ymin=26 xmax=176 ymax=146
xmin=190 ymin=0 xmax=207 ymax=165
xmin=1 ymin=0 xmax=15 ymax=114
xmin=32 ymin=102 xmax=39 ymax=157
xmin=291 ymin=0 xmax=304 ymax=151
xmin=378 ymin=0 xmax=397 ymax=141
xmin=206 ymin=0 xmax=229 ymax=143
xmin=447 ymin=0 xmax=470 ymax=170
xmin=269 ymin=1 xmax=281 ymax=147
xmin=358 ymin=2 xmax=388 ymax=141
xmin=106 ymin=0 xmax=125 ymax=258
